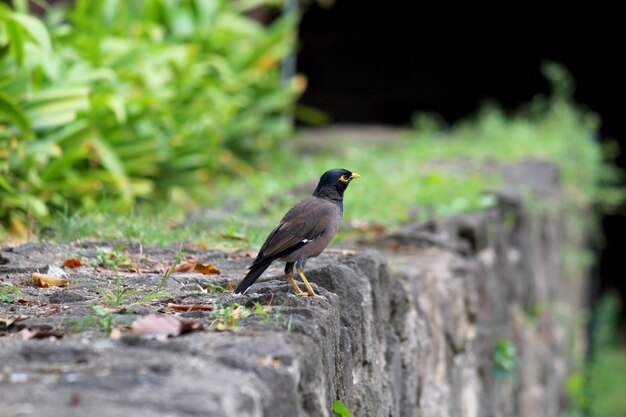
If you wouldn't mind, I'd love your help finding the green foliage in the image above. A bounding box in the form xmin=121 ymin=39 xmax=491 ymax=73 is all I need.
xmin=71 ymin=305 xmax=117 ymax=334
xmin=0 ymin=0 xmax=297 ymax=238
xmin=568 ymin=294 xmax=626 ymax=417
xmin=251 ymin=300 xmax=282 ymax=325
xmin=101 ymin=244 xmax=182 ymax=308
xmin=210 ymin=301 xmax=281 ymax=331
xmin=332 ymin=400 xmax=354 ymax=417
xmin=589 ymin=294 xmax=626 ymax=417
xmin=0 ymin=280 xmax=23 ymax=302
xmin=210 ymin=86 xmax=620 ymax=237
xmin=29 ymin=90 xmax=620 ymax=248
xmin=210 ymin=302 xmax=249 ymax=331
xmin=492 ymin=337 xmax=517 ymax=376
xmin=90 ymin=244 xmax=132 ymax=269
xmin=205 ymin=281 xmax=228 ymax=293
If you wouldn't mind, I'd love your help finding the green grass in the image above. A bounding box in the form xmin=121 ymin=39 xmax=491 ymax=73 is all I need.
xmin=23 ymin=92 xmax=618 ymax=248
xmin=589 ymin=294 xmax=626 ymax=417
xmin=567 ymin=294 xmax=626 ymax=417
xmin=0 ymin=281 xmax=24 ymax=303
xmin=589 ymin=346 xmax=626 ymax=417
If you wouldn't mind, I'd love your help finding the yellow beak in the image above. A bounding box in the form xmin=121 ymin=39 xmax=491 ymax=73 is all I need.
xmin=350 ymin=173 xmax=361 ymax=180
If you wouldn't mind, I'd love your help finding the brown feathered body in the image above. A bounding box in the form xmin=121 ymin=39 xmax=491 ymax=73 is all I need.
xmin=234 ymin=169 xmax=357 ymax=295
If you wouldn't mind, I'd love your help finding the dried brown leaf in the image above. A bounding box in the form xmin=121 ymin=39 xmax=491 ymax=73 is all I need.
xmin=214 ymin=321 xmax=230 ymax=331
xmin=63 ymin=258 xmax=82 ymax=268
xmin=193 ymin=262 xmax=220 ymax=275
xmin=184 ymin=242 xmax=209 ymax=251
xmin=174 ymin=258 xmax=196 ymax=272
xmin=127 ymin=314 xmax=203 ymax=340
xmin=15 ymin=299 xmax=41 ymax=305
xmin=19 ymin=327 xmax=63 ymax=340
xmin=225 ymin=282 xmax=233 ymax=292
xmin=167 ymin=303 xmax=214 ymax=312
xmin=32 ymin=273 xmax=68 ymax=288
xmin=231 ymin=306 xmax=248 ymax=320
xmin=109 ymin=327 xmax=124 ymax=340
xmin=128 ymin=314 xmax=181 ymax=340
xmin=257 ymin=355 xmax=284 ymax=368
xmin=0 ymin=315 xmax=28 ymax=329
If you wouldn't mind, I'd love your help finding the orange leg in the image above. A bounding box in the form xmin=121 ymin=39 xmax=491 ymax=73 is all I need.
xmin=286 ymin=273 xmax=306 ymax=295
xmin=297 ymin=269 xmax=317 ymax=297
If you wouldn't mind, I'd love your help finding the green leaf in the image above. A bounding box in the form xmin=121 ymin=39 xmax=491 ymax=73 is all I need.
xmin=40 ymin=147 xmax=89 ymax=181
xmin=90 ymin=136 xmax=131 ymax=202
xmin=0 ymin=91 xmax=30 ymax=133
xmin=6 ymin=12 xmax=52 ymax=53
xmin=24 ymin=88 xmax=90 ymax=129
xmin=11 ymin=0 xmax=28 ymax=13
xmin=23 ymin=194 xmax=48 ymax=217
xmin=40 ymin=119 xmax=91 ymax=145
xmin=30 ymin=112 xmax=79 ymax=130
xmin=0 ymin=174 xmax=15 ymax=193
xmin=27 ymin=86 xmax=91 ymax=105
xmin=3 ymin=19 xmax=24 ymax=65
xmin=332 ymin=400 xmax=354 ymax=417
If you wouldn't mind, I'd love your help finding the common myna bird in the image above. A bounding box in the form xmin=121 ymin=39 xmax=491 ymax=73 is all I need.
xmin=234 ymin=169 xmax=360 ymax=296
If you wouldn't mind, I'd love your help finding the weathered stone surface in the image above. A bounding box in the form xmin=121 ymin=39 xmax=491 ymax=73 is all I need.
xmin=0 ymin=160 xmax=585 ymax=417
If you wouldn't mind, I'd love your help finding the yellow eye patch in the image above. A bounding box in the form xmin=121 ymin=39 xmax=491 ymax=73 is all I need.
xmin=338 ymin=175 xmax=349 ymax=183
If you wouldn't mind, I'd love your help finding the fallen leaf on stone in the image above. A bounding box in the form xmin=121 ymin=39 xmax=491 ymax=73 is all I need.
xmin=257 ymin=356 xmax=283 ymax=368
xmin=127 ymin=314 xmax=203 ymax=340
xmin=63 ymin=259 xmax=82 ymax=268
xmin=15 ymin=299 xmax=41 ymax=305
xmin=231 ymin=306 xmax=250 ymax=320
xmin=174 ymin=258 xmax=196 ymax=272
xmin=225 ymin=282 xmax=233 ymax=292
xmin=109 ymin=327 xmax=126 ymax=340
xmin=32 ymin=273 xmax=68 ymax=288
xmin=19 ymin=327 xmax=63 ymax=340
xmin=193 ymin=262 xmax=220 ymax=275
xmin=184 ymin=242 xmax=209 ymax=251
xmin=214 ymin=320 xmax=232 ymax=332
xmin=0 ymin=315 xmax=28 ymax=329
xmin=167 ymin=303 xmax=214 ymax=312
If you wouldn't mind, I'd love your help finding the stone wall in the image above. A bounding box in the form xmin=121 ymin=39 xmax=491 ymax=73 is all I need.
xmin=0 ymin=160 xmax=586 ymax=417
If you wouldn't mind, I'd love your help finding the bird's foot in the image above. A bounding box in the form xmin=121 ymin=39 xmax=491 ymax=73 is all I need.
xmin=287 ymin=273 xmax=307 ymax=296
xmin=292 ymin=287 xmax=307 ymax=296
xmin=296 ymin=291 xmax=322 ymax=298
xmin=297 ymin=270 xmax=319 ymax=297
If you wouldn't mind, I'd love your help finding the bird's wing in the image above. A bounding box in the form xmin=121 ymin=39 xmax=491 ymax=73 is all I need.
xmin=253 ymin=197 xmax=337 ymax=265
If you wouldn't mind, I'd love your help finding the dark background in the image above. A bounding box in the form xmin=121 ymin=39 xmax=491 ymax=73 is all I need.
xmin=296 ymin=2 xmax=625 ymax=309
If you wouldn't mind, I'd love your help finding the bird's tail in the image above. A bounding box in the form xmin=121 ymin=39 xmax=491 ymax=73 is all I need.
xmin=233 ymin=263 xmax=271 ymax=294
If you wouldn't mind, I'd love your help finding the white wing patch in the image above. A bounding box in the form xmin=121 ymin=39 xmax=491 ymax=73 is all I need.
xmin=301 ymin=238 xmax=314 ymax=243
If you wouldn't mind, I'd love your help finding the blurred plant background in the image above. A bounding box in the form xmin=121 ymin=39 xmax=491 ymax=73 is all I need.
xmin=1 ymin=0 xmax=297 ymax=236
xmin=1 ymin=1 xmax=625 ymax=416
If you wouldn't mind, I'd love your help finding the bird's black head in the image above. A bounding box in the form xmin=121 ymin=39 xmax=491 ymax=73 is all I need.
xmin=313 ymin=169 xmax=360 ymax=202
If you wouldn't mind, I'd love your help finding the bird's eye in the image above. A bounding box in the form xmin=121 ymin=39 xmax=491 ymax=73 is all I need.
xmin=338 ymin=174 xmax=349 ymax=183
